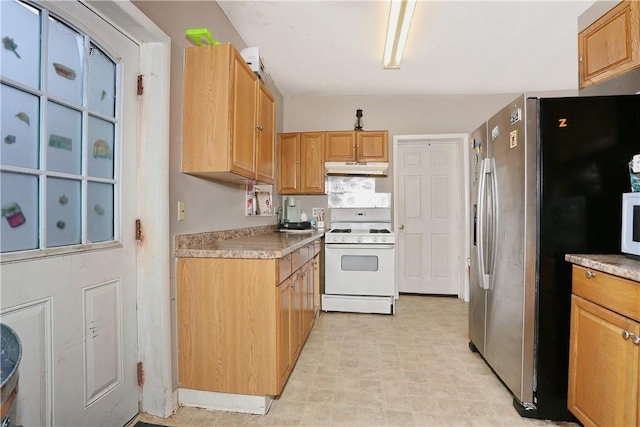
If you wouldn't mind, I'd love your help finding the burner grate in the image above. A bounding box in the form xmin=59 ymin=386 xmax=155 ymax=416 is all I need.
xmin=370 ymin=229 xmax=391 ymax=233
xmin=331 ymin=228 xmax=352 ymax=233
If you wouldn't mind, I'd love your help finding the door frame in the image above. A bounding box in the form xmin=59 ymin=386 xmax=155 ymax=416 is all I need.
xmin=393 ymin=134 xmax=470 ymax=301
xmin=82 ymin=0 xmax=174 ymax=418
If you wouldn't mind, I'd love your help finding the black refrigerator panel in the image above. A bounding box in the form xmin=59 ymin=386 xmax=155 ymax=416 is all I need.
xmin=534 ymin=94 xmax=640 ymax=419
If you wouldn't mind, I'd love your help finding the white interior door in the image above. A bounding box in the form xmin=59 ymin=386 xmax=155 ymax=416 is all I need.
xmin=396 ymin=137 xmax=462 ymax=295
xmin=0 ymin=1 xmax=140 ymax=425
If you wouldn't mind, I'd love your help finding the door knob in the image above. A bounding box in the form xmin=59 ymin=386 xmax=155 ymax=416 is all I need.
xmin=399 ymin=224 xmax=404 ymax=230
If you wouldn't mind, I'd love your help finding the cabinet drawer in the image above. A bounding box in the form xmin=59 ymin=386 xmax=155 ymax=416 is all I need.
xmin=291 ymin=247 xmax=309 ymax=272
xmin=278 ymin=255 xmax=292 ymax=283
xmin=572 ymin=265 xmax=640 ymax=322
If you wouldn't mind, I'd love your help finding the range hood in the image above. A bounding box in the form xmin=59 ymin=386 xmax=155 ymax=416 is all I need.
xmin=324 ymin=161 xmax=388 ymax=176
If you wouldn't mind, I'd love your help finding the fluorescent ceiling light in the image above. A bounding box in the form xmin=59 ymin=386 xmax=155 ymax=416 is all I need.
xmin=383 ymin=0 xmax=416 ymax=69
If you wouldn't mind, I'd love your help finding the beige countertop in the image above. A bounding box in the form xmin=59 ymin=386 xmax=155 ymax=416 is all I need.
xmin=565 ymin=254 xmax=640 ymax=283
xmin=175 ymin=229 xmax=325 ymax=259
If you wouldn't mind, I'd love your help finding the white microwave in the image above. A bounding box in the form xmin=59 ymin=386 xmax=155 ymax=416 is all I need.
xmin=621 ymin=192 xmax=640 ymax=259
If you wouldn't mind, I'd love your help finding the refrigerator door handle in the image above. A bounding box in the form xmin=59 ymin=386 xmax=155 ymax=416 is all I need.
xmin=486 ymin=157 xmax=498 ymax=289
xmin=477 ymin=158 xmax=497 ymax=290
xmin=476 ymin=158 xmax=491 ymax=290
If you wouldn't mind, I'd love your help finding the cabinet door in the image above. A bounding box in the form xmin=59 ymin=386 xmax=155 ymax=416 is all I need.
xmin=568 ymin=295 xmax=639 ymax=427
xmin=291 ymin=271 xmax=303 ymax=358
xmin=578 ymin=1 xmax=640 ymax=89
xmin=230 ymin=50 xmax=258 ymax=178
xmin=313 ymin=253 xmax=320 ymax=316
xmin=277 ymin=277 xmax=292 ymax=387
xmin=302 ymin=260 xmax=314 ymax=337
xmin=182 ymin=45 xmax=233 ymax=174
xmin=277 ymin=133 xmax=300 ymax=194
xmin=325 ymin=131 xmax=356 ymax=161
xmin=357 ymin=131 xmax=388 ymax=162
xmin=300 ymin=132 xmax=325 ymax=194
xmin=256 ymin=83 xmax=275 ymax=184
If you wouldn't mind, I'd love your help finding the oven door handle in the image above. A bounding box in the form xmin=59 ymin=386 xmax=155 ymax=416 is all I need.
xmin=325 ymin=244 xmax=395 ymax=250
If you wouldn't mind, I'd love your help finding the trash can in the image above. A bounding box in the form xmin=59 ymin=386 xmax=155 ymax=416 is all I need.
xmin=1 ymin=324 xmax=22 ymax=427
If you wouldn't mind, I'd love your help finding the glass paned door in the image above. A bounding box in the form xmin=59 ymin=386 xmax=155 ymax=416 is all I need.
xmin=1 ymin=1 xmax=140 ymax=425
xmin=0 ymin=0 xmax=119 ymax=255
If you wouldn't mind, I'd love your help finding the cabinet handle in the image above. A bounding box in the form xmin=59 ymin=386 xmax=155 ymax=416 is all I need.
xmin=579 ymin=56 xmax=583 ymax=62
xmin=633 ymin=334 xmax=640 ymax=346
xmin=622 ymin=330 xmax=632 ymax=340
xmin=256 ymin=125 xmax=263 ymax=131
xmin=585 ymin=270 xmax=597 ymax=279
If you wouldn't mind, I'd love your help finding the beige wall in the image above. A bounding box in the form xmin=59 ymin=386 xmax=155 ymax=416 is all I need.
xmin=283 ymin=94 xmax=520 ymax=212
xmin=133 ymin=0 xmax=284 ymax=237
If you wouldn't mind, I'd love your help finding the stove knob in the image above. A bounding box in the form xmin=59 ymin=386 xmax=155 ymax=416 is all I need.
xmin=372 ymin=236 xmax=378 ymax=243
xmin=341 ymin=236 xmax=347 ymax=243
xmin=357 ymin=236 xmax=363 ymax=243
xmin=380 ymin=237 xmax=386 ymax=243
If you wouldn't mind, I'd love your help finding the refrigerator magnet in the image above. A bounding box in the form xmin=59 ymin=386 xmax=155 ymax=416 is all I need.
xmin=491 ymin=125 xmax=499 ymax=141
xmin=510 ymin=130 xmax=518 ymax=148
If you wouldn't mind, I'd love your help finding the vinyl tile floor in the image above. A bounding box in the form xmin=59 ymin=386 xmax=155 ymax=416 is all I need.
xmin=131 ymin=295 xmax=578 ymax=427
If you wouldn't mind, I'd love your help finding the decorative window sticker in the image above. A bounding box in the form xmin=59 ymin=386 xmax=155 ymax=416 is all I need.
xmin=1 ymin=202 xmax=26 ymax=228
xmin=52 ymin=62 xmax=76 ymax=80
xmin=15 ymin=112 xmax=30 ymax=125
xmin=92 ymin=139 xmax=112 ymax=159
xmin=49 ymin=134 xmax=72 ymax=151
xmin=2 ymin=36 xmax=21 ymax=58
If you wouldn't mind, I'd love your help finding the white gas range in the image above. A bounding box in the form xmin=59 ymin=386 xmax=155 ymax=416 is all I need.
xmin=322 ymin=207 xmax=396 ymax=314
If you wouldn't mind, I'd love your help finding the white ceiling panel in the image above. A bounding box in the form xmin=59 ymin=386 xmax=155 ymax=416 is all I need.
xmin=217 ymin=0 xmax=596 ymax=97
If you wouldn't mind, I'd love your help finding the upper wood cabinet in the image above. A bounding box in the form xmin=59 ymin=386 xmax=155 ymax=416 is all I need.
xmin=578 ymin=0 xmax=640 ymax=89
xmin=277 ymin=132 xmax=325 ymax=195
xmin=325 ymin=130 xmax=388 ymax=162
xmin=182 ymin=44 xmax=275 ymax=184
xmin=256 ymin=84 xmax=276 ymax=183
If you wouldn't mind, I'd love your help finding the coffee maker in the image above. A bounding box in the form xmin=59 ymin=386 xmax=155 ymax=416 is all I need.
xmin=279 ymin=197 xmax=311 ymax=230
xmin=283 ymin=196 xmax=301 ymax=223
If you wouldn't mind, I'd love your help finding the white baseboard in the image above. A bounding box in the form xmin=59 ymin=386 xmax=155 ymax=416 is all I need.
xmin=178 ymin=388 xmax=274 ymax=415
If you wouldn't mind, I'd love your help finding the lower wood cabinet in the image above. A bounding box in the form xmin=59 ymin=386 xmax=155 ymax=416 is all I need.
xmin=177 ymin=243 xmax=318 ymax=397
xmin=568 ymin=266 xmax=640 ymax=427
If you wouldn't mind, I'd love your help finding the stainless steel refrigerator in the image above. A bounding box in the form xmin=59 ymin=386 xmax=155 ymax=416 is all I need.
xmin=468 ymin=93 xmax=640 ymax=421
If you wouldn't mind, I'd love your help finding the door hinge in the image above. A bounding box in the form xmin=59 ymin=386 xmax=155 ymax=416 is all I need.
xmin=137 ymin=75 xmax=144 ymax=95
xmin=136 ymin=219 xmax=143 ymax=243
xmin=137 ymin=361 xmax=145 ymax=386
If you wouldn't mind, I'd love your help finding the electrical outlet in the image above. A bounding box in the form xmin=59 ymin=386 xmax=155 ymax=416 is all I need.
xmin=312 ymin=207 xmax=322 ymax=218
xmin=177 ymin=201 xmax=186 ymax=221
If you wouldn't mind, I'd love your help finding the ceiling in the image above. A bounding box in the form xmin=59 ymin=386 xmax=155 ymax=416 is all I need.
xmin=217 ymin=0 xmax=596 ymax=98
